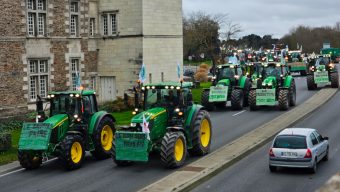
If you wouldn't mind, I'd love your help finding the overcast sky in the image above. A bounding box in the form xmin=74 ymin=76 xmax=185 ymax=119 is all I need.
xmin=182 ymin=0 xmax=340 ymax=39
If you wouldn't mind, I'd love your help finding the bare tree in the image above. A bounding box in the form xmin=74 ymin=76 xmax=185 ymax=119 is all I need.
xmin=223 ymin=21 xmax=243 ymax=41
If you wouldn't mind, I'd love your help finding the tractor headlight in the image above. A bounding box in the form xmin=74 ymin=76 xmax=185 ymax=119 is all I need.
xmin=74 ymin=114 xmax=78 ymax=119
xmin=134 ymin=108 xmax=139 ymax=112
xmin=175 ymin=108 xmax=180 ymax=112
xmin=234 ymin=75 xmax=240 ymax=79
xmin=130 ymin=123 xmax=137 ymax=127
xmin=132 ymin=111 xmax=137 ymax=115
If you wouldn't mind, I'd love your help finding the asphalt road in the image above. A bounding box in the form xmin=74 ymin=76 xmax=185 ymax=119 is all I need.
xmin=0 ymin=77 xmax=317 ymax=192
xmin=193 ymin=84 xmax=340 ymax=192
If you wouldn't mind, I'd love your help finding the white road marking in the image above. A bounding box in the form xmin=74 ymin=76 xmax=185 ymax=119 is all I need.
xmin=0 ymin=158 xmax=57 ymax=178
xmin=232 ymin=110 xmax=246 ymax=116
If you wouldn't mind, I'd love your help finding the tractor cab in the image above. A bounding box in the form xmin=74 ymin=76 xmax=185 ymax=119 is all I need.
xmin=214 ymin=64 xmax=243 ymax=87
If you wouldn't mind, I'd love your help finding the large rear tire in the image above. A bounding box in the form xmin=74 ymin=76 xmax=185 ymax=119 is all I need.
xmin=18 ymin=151 xmax=42 ymax=170
xmin=201 ymin=90 xmax=215 ymax=111
xmin=188 ymin=110 xmax=212 ymax=156
xmin=59 ymin=134 xmax=85 ymax=170
xmin=278 ymin=89 xmax=289 ymax=111
xmin=248 ymin=89 xmax=257 ymax=111
xmin=307 ymin=74 xmax=317 ymax=90
xmin=160 ymin=132 xmax=187 ymax=168
xmin=243 ymin=78 xmax=251 ymax=107
xmin=289 ymin=80 xmax=296 ymax=106
xmin=91 ymin=116 xmax=115 ymax=160
xmin=330 ymin=72 xmax=339 ymax=88
xmin=231 ymin=89 xmax=244 ymax=110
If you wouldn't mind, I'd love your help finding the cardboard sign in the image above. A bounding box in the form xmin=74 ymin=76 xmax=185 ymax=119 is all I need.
xmin=314 ymin=71 xmax=329 ymax=84
xmin=256 ymin=89 xmax=276 ymax=106
xmin=115 ymin=131 xmax=149 ymax=162
xmin=18 ymin=123 xmax=52 ymax=150
xmin=209 ymin=86 xmax=228 ymax=102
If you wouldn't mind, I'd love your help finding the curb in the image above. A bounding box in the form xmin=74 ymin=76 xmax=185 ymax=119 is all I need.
xmin=0 ymin=161 xmax=21 ymax=176
xmin=139 ymin=88 xmax=338 ymax=192
xmin=317 ymin=173 xmax=340 ymax=192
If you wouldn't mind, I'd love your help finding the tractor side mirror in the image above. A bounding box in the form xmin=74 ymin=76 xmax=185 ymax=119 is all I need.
xmin=36 ymin=95 xmax=44 ymax=113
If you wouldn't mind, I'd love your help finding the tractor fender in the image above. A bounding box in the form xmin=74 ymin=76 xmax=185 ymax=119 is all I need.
xmin=184 ymin=104 xmax=203 ymax=148
xmin=89 ymin=111 xmax=116 ymax=135
xmin=238 ymin=76 xmax=248 ymax=89
xmin=283 ymin=76 xmax=294 ymax=88
xmin=166 ymin=126 xmax=185 ymax=132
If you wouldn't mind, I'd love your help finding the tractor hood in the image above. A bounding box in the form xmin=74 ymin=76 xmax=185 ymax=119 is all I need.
xmin=131 ymin=107 xmax=167 ymax=123
xmin=44 ymin=114 xmax=68 ymax=129
xmin=262 ymin=76 xmax=277 ymax=87
xmin=217 ymin=79 xmax=231 ymax=86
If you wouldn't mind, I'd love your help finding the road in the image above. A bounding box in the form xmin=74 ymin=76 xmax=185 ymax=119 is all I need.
xmin=192 ymin=84 xmax=340 ymax=192
xmin=0 ymin=77 xmax=317 ymax=192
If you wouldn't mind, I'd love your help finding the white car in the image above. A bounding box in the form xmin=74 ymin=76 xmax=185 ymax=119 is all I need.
xmin=269 ymin=128 xmax=329 ymax=173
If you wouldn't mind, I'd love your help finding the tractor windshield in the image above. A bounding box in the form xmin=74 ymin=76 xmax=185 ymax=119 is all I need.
xmin=144 ymin=88 xmax=179 ymax=109
xmin=217 ymin=67 xmax=235 ymax=80
xmin=315 ymin=57 xmax=330 ymax=66
xmin=50 ymin=95 xmax=80 ymax=116
xmin=264 ymin=64 xmax=281 ymax=78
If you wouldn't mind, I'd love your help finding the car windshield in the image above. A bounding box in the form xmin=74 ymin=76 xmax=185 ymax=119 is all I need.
xmin=144 ymin=88 xmax=179 ymax=109
xmin=273 ymin=135 xmax=307 ymax=149
xmin=217 ymin=67 xmax=235 ymax=80
xmin=50 ymin=95 xmax=79 ymax=116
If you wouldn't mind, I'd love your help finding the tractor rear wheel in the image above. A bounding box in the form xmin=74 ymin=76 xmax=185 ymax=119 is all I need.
xmin=330 ymin=72 xmax=339 ymax=88
xmin=278 ymin=89 xmax=289 ymax=111
xmin=289 ymin=80 xmax=296 ymax=106
xmin=188 ymin=110 xmax=212 ymax=156
xmin=161 ymin=132 xmax=187 ymax=168
xmin=91 ymin=116 xmax=115 ymax=160
xmin=307 ymin=74 xmax=317 ymax=90
xmin=59 ymin=134 xmax=85 ymax=170
xmin=243 ymin=78 xmax=251 ymax=107
xmin=201 ymin=90 xmax=215 ymax=111
xmin=18 ymin=151 xmax=42 ymax=170
xmin=112 ymin=140 xmax=132 ymax=166
xmin=248 ymin=89 xmax=257 ymax=111
xmin=231 ymin=89 xmax=244 ymax=110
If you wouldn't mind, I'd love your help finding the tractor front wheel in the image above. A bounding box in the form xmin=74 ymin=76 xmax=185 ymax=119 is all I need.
xmin=278 ymin=89 xmax=289 ymax=111
xmin=161 ymin=132 xmax=187 ymax=168
xmin=248 ymin=89 xmax=257 ymax=111
xmin=18 ymin=151 xmax=42 ymax=170
xmin=307 ymin=74 xmax=317 ymax=90
xmin=330 ymin=72 xmax=339 ymax=88
xmin=188 ymin=110 xmax=212 ymax=156
xmin=59 ymin=134 xmax=85 ymax=170
xmin=231 ymin=89 xmax=244 ymax=110
xmin=201 ymin=90 xmax=215 ymax=111
xmin=91 ymin=116 xmax=115 ymax=160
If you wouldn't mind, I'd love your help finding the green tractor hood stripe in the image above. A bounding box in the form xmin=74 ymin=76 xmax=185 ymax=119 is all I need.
xmin=217 ymin=79 xmax=230 ymax=86
xmin=44 ymin=114 xmax=68 ymax=129
xmin=132 ymin=107 xmax=167 ymax=123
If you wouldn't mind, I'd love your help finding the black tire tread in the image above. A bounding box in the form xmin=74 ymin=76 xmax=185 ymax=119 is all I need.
xmin=201 ymin=90 xmax=215 ymax=111
xmin=91 ymin=116 xmax=115 ymax=160
xmin=59 ymin=134 xmax=85 ymax=170
xmin=160 ymin=132 xmax=187 ymax=168
xmin=18 ymin=151 xmax=42 ymax=170
xmin=278 ymin=89 xmax=289 ymax=111
xmin=307 ymin=74 xmax=317 ymax=90
xmin=248 ymin=89 xmax=257 ymax=111
xmin=231 ymin=89 xmax=244 ymax=110
xmin=330 ymin=72 xmax=339 ymax=88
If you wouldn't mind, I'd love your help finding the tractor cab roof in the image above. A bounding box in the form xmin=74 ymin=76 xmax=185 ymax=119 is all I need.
xmin=263 ymin=62 xmax=285 ymax=67
xmin=48 ymin=90 xmax=96 ymax=97
xmin=142 ymin=81 xmax=193 ymax=89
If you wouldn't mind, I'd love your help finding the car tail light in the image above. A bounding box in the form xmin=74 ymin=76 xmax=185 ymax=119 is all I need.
xmin=304 ymin=148 xmax=312 ymax=158
xmin=269 ymin=148 xmax=275 ymax=157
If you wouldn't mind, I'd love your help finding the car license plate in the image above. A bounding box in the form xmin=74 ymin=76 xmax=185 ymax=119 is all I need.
xmin=281 ymin=152 xmax=298 ymax=157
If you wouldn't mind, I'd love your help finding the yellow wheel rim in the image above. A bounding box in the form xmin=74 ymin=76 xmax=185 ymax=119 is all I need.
xmin=200 ymin=119 xmax=211 ymax=148
xmin=71 ymin=142 xmax=82 ymax=163
xmin=101 ymin=125 xmax=113 ymax=151
xmin=174 ymin=138 xmax=184 ymax=162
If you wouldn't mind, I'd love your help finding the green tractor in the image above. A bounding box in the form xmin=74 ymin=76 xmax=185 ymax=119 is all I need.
xmin=201 ymin=61 xmax=251 ymax=111
xmin=112 ymin=82 xmax=212 ymax=168
xmin=307 ymin=55 xmax=339 ymax=90
xmin=248 ymin=61 xmax=296 ymax=111
xmin=18 ymin=90 xmax=116 ymax=170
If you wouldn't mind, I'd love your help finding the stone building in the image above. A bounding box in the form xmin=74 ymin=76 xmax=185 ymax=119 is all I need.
xmin=0 ymin=0 xmax=183 ymax=113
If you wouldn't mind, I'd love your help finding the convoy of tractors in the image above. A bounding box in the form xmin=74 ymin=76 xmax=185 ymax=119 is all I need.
xmin=16 ymin=47 xmax=339 ymax=171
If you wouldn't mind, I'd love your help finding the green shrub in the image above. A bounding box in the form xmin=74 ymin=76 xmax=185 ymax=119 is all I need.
xmin=99 ymin=97 xmax=133 ymax=113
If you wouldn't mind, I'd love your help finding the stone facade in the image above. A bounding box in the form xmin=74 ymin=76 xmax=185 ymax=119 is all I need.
xmin=0 ymin=0 xmax=183 ymax=112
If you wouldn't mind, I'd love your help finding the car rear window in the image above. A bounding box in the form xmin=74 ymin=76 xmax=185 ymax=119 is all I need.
xmin=273 ymin=135 xmax=307 ymax=149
